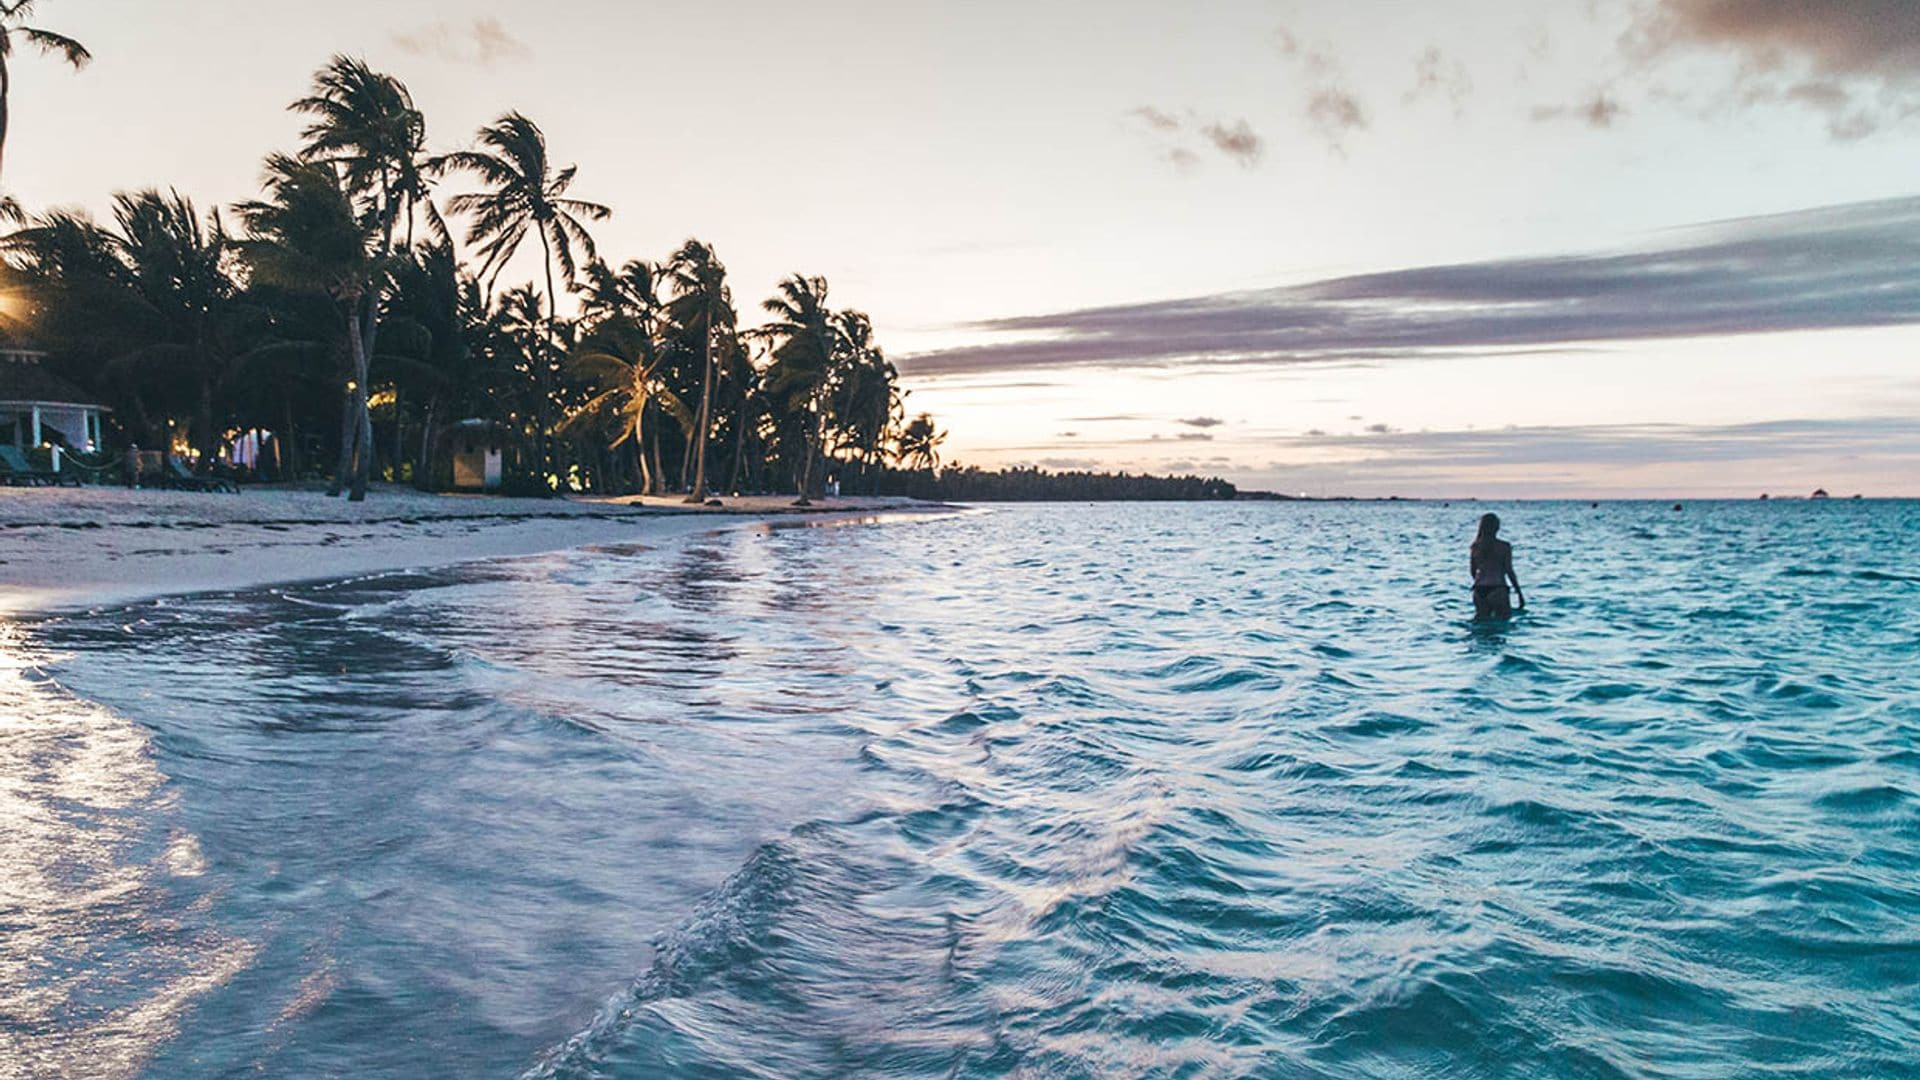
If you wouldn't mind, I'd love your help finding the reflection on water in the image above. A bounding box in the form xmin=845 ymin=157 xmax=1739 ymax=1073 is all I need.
xmin=9 ymin=501 xmax=1920 ymax=1077
xmin=0 ymin=623 xmax=251 ymax=1079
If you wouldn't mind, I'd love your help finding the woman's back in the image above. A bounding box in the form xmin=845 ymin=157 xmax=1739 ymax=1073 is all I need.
xmin=1471 ymin=538 xmax=1510 ymax=587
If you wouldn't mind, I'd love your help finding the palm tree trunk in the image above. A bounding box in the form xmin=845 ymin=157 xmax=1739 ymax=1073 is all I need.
xmin=726 ymin=397 xmax=748 ymax=496
xmin=647 ymin=412 xmax=665 ymax=496
xmin=195 ymin=376 xmax=218 ymax=471
xmin=328 ymin=383 xmax=354 ymax=496
xmin=0 ymin=54 xmax=11 ymax=183
xmin=687 ymin=328 xmax=715 ymax=502
xmin=633 ymin=409 xmax=652 ymax=495
xmin=536 ymin=229 xmax=558 ymax=487
xmin=391 ymin=385 xmax=404 ymax=484
xmin=416 ymin=397 xmax=437 ymax=490
xmin=347 ymin=306 xmax=374 ymax=502
xmin=808 ymin=392 xmax=829 ymax=501
xmin=794 ymin=392 xmax=825 ymax=505
xmin=282 ymin=399 xmax=301 ymax=481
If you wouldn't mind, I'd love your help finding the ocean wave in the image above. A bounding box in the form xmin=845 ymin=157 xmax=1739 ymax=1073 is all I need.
xmin=17 ymin=499 xmax=1920 ymax=1077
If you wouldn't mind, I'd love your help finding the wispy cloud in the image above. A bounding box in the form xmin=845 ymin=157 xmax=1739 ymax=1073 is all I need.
xmin=1404 ymin=46 xmax=1473 ymax=114
xmin=1305 ymin=87 xmax=1368 ymax=149
xmin=1176 ymin=417 xmax=1224 ymax=428
xmin=1531 ymin=91 xmax=1626 ymax=129
xmin=392 ymin=17 xmax=531 ymax=67
xmin=1276 ymin=415 xmax=1920 ymax=475
xmin=1129 ymin=106 xmax=1182 ymax=132
xmin=1199 ymin=120 xmax=1264 ymax=166
xmin=1237 ymin=415 xmax=1920 ymax=495
xmin=1276 ymin=29 xmax=1369 ymax=153
xmin=1128 ymin=107 xmax=1266 ymax=169
xmin=902 ymin=196 xmax=1920 ymax=376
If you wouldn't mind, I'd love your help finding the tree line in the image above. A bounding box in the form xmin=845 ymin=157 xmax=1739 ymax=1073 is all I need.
xmin=0 ymin=53 xmax=948 ymax=502
xmin=873 ymin=464 xmax=1237 ymax=502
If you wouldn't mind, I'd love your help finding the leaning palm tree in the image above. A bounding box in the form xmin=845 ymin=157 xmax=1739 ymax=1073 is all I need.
xmin=0 ymin=1 xmax=89 ymax=181
xmin=665 ymin=239 xmax=735 ymax=502
xmin=289 ymin=56 xmax=436 ymax=496
xmin=291 ymin=56 xmax=443 ymax=249
xmin=442 ymin=112 xmax=608 ymax=481
xmin=760 ymin=274 xmax=841 ymax=504
xmin=565 ymin=312 xmax=682 ymax=496
xmin=234 ymin=155 xmax=384 ymax=500
xmin=575 ymin=257 xmax=671 ymax=493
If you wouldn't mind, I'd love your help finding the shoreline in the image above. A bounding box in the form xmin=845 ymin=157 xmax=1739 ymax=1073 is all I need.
xmin=0 ymin=485 xmax=957 ymax=616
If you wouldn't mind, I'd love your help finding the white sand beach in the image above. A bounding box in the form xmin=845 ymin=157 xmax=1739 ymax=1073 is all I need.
xmin=0 ymin=485 xmax=947 ymax=614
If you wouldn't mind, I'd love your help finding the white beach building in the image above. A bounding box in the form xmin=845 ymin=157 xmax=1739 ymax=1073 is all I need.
xmin=0 ymin=349 xmax=108 ymax=465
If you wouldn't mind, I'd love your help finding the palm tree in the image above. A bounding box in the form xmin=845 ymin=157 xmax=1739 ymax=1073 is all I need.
xmin=379 ymin=242 xmax=479 ymax=487
xmin=825 ymin=309 xmax=900 ymax=487
xmin=291 ymin=56 xmax=442 ymax=249
xmin=574 ymin=257 xmax=671 ymax=493
xmin=896 ymin=413 xmax=945 ymax=473
xmin=491 ymin=282 xmax=556 ymax=464
xmin=0 ymin=1 xmax=89 ymax=181
xmin=565 ymin=316 xmax=681 ymax=496
xmin=665 ymin=239 xmax=735 ymax=502
xmin=234 ymin=155 xmax=384 ymax=500
xmin=289 ymin=57 xmax=435 ymax=496
xmin=760 ymin=274 xmax=841 ymax=504
xmin=106 ymin=190 xmax=244 ymax=466
xmin=443 ymin=112 xmax=608 ymax=484
xmin=5 ymin=192 xmax=252 ymax=462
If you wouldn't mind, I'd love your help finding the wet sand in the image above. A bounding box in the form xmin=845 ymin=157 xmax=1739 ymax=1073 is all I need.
xmin=0 ymin=485 xmax=947 ymax=614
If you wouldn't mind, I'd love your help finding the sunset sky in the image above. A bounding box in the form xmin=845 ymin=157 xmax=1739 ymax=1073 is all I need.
xmin=12 ymin=0 xmax=1920 ymax=496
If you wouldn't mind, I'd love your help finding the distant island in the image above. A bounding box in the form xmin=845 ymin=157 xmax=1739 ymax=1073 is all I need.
xmin=866 ymin=464 xmax=1238 ymax=501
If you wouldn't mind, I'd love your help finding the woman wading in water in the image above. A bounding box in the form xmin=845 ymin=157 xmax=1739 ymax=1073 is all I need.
xmin=1470 ymin=513 xmax=1524 ymax=619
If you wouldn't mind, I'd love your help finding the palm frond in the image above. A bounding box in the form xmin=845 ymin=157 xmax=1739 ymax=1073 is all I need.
xmin=18 ymin=26 xmax=88 ymax=67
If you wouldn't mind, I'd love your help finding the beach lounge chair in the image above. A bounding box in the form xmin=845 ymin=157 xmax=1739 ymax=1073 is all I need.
xmin=162 ymin=457 xmax=239 ymax=493
xmin=0 ymin=445 xmax=80 ymax=486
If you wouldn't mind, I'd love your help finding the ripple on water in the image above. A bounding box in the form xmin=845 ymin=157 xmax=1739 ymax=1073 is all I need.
xmin=15 ymin=499 xmax=1920 ymax=1077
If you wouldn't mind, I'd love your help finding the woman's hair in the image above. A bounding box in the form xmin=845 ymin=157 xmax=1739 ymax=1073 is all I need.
xmin=1474 ymin=512 xmax=1500 ymax=548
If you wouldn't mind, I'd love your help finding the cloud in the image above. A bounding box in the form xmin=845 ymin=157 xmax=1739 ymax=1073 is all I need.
xmin=1176 ymin=432 xmax=1215 ymax=441
xmin=1637 ymin=0 xmax=1920 ymax=80
xmin=1238 ymin=415 xmax=1920 ymax=496
xmin=1129 ymin=106 xmax=1182 ymax=132
xmin=1199 ymin=120 xmax=1264 ymax=166
xmin=1627 ymin=0 xmax=1920 ymax=138
xmin=1163 ymin=147 xmax=1203 ymax=171
xmin=1531 ymin=91 xmax=1626 ymax=128
xmin=1128 ymin=107 xmax=1266 ymax=169
xmin=1306 ymin=88 xmax=1368 ymax=149
xmin=900 ymin=196 xmax=1920 ymax=376
xmin=1176 ymin=417 xmax=1224 ymax=428
xmin=1275 ymin=415 xmax=1920 ymax=471
xmin=1275 ymin=31 xmax=1369 ymax=152
xmin=1405 ymin=47 xmax=1473 ymax=113
xmin=392 ymin=17 xmax=531 ymax=67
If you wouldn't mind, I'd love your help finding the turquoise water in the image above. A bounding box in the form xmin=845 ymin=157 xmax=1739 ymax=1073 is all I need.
xmin=6 ymin=501 xmax=1919 ymax=1077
